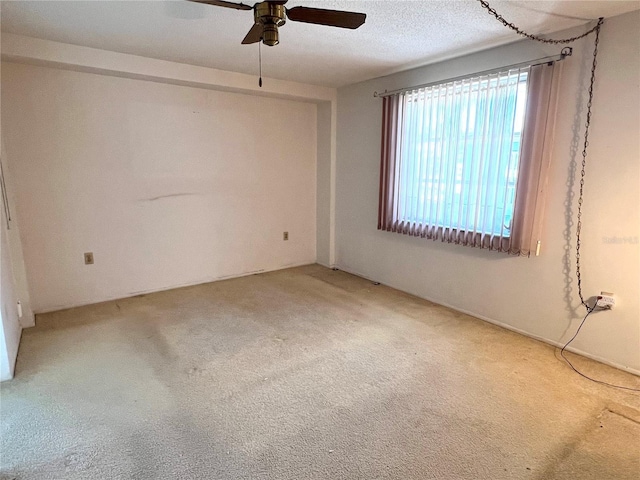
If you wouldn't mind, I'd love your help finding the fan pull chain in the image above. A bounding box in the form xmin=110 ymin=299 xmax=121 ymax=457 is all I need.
xmin=259 ymin=41 xmax=263 ymax=87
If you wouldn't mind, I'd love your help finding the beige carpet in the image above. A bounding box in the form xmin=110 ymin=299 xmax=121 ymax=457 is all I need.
xmin=1 ymin=265 xmax=639 ymax=479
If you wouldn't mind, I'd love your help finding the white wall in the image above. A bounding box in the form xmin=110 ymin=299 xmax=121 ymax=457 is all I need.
xmin=1 ymin=53 xmax=32 ymax=381
xmin=336 ymin=11 xmax=640 ymax=372
xmin=0 ymin=227 xmax=21 ymax=381
xmin=0 ymin=141 xmax=34 ymax=329
xmin=0 ymin=203 xmax=22 ymax=381
xmin=0 ymin=152 xmax=29 ymax=379
xmin=2 ymin=62 xmax=318 ymax=313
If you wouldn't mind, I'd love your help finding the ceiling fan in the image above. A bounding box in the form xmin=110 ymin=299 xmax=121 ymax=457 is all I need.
xmin=188 ymin=0 xmax=367 ymax=46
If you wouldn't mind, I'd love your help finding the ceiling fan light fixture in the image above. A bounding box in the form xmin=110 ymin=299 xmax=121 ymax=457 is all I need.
xmin=262 ymin=24 xmax=279 ymax=46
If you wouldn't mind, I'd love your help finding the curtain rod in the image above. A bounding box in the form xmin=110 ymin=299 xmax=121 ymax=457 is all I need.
xmin=373 ymin=47 xmax=572 ymax=98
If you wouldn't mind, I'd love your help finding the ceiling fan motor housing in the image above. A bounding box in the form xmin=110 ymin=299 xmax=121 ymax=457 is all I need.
xmin=255 ymin=2 xmax=286 ymax=46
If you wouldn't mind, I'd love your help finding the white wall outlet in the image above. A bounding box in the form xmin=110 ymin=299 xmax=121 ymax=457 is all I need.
xmin=597 ymin=291 xmax=615 ymax=309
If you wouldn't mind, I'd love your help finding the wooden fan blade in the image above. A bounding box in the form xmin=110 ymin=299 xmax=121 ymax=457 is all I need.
xmin=286 ymin=6 xmax=366 ymax=29
xmin=242 ymin=23 xmax=263 ymax=44
xmin=187 ymin=0 xmax=253 ymax=11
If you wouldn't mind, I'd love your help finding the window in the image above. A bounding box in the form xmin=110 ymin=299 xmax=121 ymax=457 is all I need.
xmin=378 ymin=62 xmax=560 ymax=256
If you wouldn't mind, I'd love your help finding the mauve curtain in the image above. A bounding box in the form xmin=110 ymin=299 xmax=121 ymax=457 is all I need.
xmin=509 ymin=62 xmax=560 ymax=255
xmin=377 ymin=62 xmax=560 ymax=256
xmin=378 ymin=94 xmax=403 ymax=231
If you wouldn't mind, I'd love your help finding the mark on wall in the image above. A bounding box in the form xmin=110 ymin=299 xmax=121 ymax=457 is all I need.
xmin=140 ymin=193 xmax=199 ymax=202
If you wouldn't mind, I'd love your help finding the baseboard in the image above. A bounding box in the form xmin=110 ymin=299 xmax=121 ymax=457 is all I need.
xmin=20 ymin=311 xmax=35 ymax=329
xmin=315 ymin=260 xmax=336 ymax=269
xmin=34 ymin=261 xmax=317 ymax=315
xmin=334 ymin=264 xmax=640 ymax=378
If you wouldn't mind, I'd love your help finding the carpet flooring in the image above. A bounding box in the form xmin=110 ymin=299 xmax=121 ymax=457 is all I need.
xmin=1 ymin=265 xmax=639 ymax=479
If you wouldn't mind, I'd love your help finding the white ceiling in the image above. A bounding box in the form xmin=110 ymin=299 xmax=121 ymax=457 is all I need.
xmin=2 ymin=1 xmax=639 ymax=87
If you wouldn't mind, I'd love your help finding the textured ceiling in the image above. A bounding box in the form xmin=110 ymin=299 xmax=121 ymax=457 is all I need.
xmin=2 ymin=1 xmax=639 ymax=87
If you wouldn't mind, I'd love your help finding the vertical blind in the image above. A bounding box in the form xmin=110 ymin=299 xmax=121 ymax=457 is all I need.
xmin=378 ymin=62 xmax=560 ymax=256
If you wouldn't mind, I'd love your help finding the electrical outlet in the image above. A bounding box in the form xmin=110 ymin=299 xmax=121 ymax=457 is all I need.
xmin=283 ymin=232 xmax=289 ymax=241
xmin=84 ymin=252 xmax=94 ymax=265
xmin=597 ymin=291 xmax=615 ymax=309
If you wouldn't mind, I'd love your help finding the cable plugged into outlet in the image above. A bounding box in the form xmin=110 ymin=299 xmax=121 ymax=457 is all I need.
xmin=596 ymin=291 xmax=616 ymax=309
